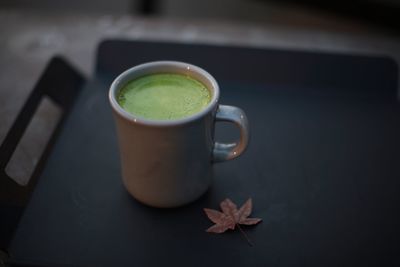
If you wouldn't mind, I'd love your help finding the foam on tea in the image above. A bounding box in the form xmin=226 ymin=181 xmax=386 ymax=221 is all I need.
xmin=118 ymin=73 xmax=211 ymax=120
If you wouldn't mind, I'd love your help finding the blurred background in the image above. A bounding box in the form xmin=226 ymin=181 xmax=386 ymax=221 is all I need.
xmin=1 ymin=0 xmax=400 ymax=30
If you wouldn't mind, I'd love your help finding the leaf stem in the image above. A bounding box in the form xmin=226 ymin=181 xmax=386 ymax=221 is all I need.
xmin=236 ymin=223 xmax=254 ymax=247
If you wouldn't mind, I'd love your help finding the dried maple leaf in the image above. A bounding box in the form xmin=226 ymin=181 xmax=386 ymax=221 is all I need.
xmin=204 ymin=198 xmax=262 ymax=246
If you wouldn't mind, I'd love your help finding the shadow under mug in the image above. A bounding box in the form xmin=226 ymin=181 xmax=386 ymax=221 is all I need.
xmin=109 ymin=61 xmax=249 ymax=208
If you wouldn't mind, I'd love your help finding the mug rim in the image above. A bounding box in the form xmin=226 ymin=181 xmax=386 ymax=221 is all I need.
xmin=109 ymin=61 xmax=220 ymax=127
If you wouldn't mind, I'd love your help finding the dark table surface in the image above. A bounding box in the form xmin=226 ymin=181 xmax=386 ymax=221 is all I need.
xmin=7 ymin=40 xmax=400 ymax=267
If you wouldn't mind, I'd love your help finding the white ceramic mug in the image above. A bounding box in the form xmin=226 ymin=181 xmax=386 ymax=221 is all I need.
xmin=109 ymin=61 xmax=249 ymax=207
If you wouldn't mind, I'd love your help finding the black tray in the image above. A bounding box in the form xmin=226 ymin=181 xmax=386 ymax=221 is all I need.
xmin=3 ymin=40 xmax=400 ymax=267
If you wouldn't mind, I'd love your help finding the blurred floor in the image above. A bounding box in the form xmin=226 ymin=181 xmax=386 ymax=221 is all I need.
xmin=1 ymin=0 xmax=398 ymax=32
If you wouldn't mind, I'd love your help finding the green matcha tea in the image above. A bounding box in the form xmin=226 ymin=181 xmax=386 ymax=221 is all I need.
xmin=118 ymin=73 xmax=211 ymax=120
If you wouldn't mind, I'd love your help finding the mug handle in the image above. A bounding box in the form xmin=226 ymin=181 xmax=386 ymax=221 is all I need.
xmin=213 ymin=105 xmax=249 ymax=163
